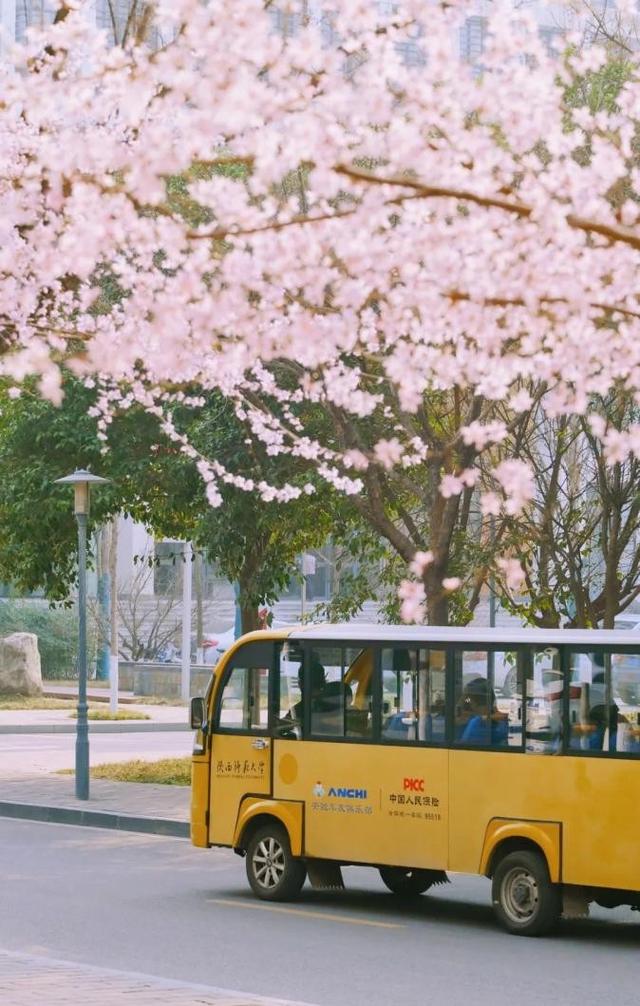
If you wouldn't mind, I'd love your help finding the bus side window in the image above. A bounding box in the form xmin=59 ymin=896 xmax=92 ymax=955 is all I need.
xmin=216 ymin=643 xmax=272 ymax=732
xmin=381 ymin=647 xmax=414 ymax=740
xmin=526 ymin=648 xmax=561 ymax=753
xmin=453 ymin=650 xmax=517 ymax=748
xmin=306 ymin=646 xmax=374 ymax=739
xmin=568 ymin=651 xmax=620 ymax=755
xmin=309 ymin=646 xmax=344 ymax=737
xmin=344 ymin=647 xmax=374 ymax=738
xmin=611 ymin=650 xmax=640 ymax=755
xmin=275 ymin=642 xmax=303 ymax=738
xmin=381 ymin=647 xmax=446 ymax=744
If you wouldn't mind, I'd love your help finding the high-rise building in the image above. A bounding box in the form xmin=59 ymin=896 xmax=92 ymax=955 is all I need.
xmin=0 ymin=2 xmax=610 ymax=63
xmin=0 ymin=1 xmax=167 ymax=52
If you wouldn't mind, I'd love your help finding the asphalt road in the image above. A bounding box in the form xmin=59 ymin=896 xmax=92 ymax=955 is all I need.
xmin=0 ymin=819 xmax=638 ymax=1006
xmin=0 ymin=730 xmax=193 ymax=776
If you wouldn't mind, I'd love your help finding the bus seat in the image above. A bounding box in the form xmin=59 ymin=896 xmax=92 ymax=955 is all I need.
xmin=312 ymin=681 xmax=352 ymax=735
xmin=346 ymin=707 xmax=371 ymax=736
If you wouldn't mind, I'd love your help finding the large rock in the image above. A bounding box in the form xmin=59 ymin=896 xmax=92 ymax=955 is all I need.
xmin=0 ymin=633 xmax=42 ymax=696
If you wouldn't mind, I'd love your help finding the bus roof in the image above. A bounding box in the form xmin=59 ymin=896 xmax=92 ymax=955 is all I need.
xmin=287 ymin=623 xmax=640 ymax=647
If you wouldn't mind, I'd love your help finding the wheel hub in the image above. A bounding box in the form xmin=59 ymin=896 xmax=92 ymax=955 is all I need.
xmin=513 ymin=879 xmax=534 ymax=909
xmin=502 ymin=867 xmax=539 ymax=922
xmin=252 ymin=837 xmax=285 ymax=889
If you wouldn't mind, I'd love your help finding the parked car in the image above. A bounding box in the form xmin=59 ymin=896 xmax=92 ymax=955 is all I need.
xmin=205 ymin=627 xmax=235 ymax=663
xmin=202 ymin=619 xmax=293 ymax=664
xmin=613 ymin=613 xmax=640 ymax=631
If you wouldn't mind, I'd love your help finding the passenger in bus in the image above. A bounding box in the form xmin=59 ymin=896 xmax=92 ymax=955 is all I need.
xmin=456 ymin=678 xmax=508 ymax=746
xmin=421 ymin=695 xmax=446 ymax=742
xmin=586 ymin=672 xmax=619 ymax=752
xmin=281 ymin=660 xmax=327 ymax=737
xmin=314 ymin=680 xmax=353 ymax=735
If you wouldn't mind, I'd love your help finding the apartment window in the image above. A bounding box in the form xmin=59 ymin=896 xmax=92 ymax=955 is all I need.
xmin=269 ymin=6 xmax=303 ymax=39
xmin=153 ymin=541 xmax=182 ymax=597
xmin=460 ymin=15 xmax=487 ymax=63
xmin=15 ymin=0 xmax=57 ymax=42
xmin=394 ymin=39 xmax=427 ymax=68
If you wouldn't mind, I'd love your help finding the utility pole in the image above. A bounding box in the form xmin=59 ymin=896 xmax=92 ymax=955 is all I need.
xmin=108 ymin=519 xmax=119 ymax=714
xmin=54 ymin=469 xmax=110 ymax=800
xmin=194 ymin=549 xmax=204 ymax=663
xmin=181 ymin=541 xmax=193 ymax=703
xmin=96 ymin=526 xmax=111 ymax=680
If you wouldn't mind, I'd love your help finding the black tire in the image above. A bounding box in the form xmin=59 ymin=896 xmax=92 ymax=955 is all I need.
xmin=245 ymin=823 xmax=306 ymax=902
xmin=492 ymin=850 xmax=561 ymax=936
xmin=379 ymin=866 xmax=438 ymax=897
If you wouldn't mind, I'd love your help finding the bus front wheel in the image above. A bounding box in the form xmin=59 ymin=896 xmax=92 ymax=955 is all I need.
xmin=245 ymin=823 xmax=306 ymax=902
xmin=492 ymin=850 xmax=561 ymax=936
xmin=379 ymin=866 xmax=438 ymax=897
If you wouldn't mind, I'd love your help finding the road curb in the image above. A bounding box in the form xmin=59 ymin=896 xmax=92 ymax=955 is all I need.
xmin=0 ymin=800 xmax=189 ymax=837
xmin=43 ymin=690 xmax=138 ymax=704
xmin=0 ymin=722 xmax=189 ymax=734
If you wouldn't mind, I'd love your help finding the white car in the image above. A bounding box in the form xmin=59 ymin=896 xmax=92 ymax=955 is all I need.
xmin=613 ymin=613 xmax=640 ymax=631
xmin=195 ymin=627 xmax=235 ymax=665
xmin=202 ymin=620 xmax=294 ymax=664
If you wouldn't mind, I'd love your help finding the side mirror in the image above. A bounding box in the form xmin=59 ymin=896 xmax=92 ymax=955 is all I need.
xmin=190 ymin=696 xmax=207 ymax=732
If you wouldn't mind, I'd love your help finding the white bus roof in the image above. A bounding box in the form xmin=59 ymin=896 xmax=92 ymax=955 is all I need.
xmin=288 ymin=624 xmax=640 ymax=647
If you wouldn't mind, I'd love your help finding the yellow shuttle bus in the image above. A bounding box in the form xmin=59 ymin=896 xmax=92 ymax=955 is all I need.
xmin=189 ymin=625 xmax=640 ymax=936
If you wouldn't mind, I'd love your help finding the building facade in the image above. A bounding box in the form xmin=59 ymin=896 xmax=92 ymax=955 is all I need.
xmin=0 ymin=1 xmax=171 ymax=51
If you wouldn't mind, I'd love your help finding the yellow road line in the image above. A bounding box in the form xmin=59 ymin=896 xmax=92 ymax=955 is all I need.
xmin=208 ymin=898 xmax=405 ymax=929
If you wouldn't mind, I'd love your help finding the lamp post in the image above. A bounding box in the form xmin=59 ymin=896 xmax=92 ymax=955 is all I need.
xmin=181 ymin=541 xmax=193 ymax=703
xmin=54 ymin=469 xmax=110 ymax=800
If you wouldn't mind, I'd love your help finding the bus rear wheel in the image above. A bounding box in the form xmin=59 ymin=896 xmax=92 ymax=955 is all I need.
xmin=379 ymin=866 xmax=438 ymax=897
xmin=492 ymin=850 xmax=561 ymax=936
xmin=245 ymin=823 xmax=306 ymax=902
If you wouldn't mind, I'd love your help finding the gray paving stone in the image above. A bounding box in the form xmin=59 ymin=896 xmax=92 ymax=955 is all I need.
xmin=0 ymin=950 xmax=315 ymax=1006
xmin=0 ymin=775 xmax=190 ymax=836
xmin=0 ymin=775 xmax=189 ymax=820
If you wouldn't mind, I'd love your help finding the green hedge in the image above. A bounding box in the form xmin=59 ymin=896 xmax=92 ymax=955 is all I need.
xmin=0 ymin=600 xmax=97 ymax=680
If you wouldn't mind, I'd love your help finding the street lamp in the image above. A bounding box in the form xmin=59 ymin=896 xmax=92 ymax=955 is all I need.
xmin=54 ymin=469 xmax=110 ymax=800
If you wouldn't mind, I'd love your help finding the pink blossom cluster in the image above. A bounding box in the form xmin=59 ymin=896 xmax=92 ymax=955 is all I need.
xmin=496 ymin=557 xmax=526 ymax=592
xmin=1 ymin=1 xmax=640 ymax=616
xmin=398 ymin=578 xmax=426 ymax=624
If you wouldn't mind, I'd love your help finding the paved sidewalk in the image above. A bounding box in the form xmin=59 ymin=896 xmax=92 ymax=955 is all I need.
xmin=0 ymin=774 xmax=190 ymax=837
xmin=0 ymin=949 xmax=315 ymax=1006
xmin=0 ymin=703 xmax=190 ymax=734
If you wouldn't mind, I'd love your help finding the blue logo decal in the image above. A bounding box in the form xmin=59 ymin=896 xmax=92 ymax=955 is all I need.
xmin=327 ymin=787 xmax=368 ymax=799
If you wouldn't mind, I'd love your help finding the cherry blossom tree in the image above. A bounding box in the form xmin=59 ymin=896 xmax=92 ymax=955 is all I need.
xmin=3 ymin=0 xmax=640 ymax=621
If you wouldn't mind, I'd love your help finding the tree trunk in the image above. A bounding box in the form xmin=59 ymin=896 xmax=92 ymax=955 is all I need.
xmin=423 ymin=564 xmax=449 ymax=626
xmin=602 ymin=576 xmax=619 ymax=629
xmin=602 ymin=475 xmax=622 ymax=629
xmin=240 ymin=602 xmax=260 ymax=634
xmin=237 ymin=563 xmax=261 ymax=635
xmin=426 ymin=594 xmax=449 ymax=626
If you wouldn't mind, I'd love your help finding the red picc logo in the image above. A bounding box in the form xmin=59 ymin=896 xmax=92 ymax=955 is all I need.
xmin=403 ymin=777 xmax=425 ymax=792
